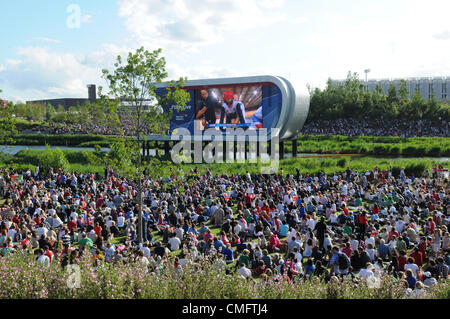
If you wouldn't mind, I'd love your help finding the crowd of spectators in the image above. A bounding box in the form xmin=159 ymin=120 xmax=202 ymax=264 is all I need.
xmin=0 ymin=164 xmax=448 ymax=298
xmin=301 ymin=118 xmax=449 ymax=137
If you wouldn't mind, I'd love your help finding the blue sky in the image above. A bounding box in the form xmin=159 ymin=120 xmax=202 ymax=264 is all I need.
xmin=1 ymin=0 xmax=449 ymax=102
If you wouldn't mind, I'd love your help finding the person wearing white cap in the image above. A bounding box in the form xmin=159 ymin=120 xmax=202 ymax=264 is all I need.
xmin=423 ymin=271 xmax=437 ymax=288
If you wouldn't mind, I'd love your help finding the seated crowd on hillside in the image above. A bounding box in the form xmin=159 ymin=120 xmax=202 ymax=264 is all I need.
xmin=301 ymin=118 xmax=449 ymax=137
xmin=23 ymin=114 xmax=155 ymax=136
xmin=0 ymin=164 xmax=448 ymax=298
xmin=21 ymin=117 xmax=449 ymax=138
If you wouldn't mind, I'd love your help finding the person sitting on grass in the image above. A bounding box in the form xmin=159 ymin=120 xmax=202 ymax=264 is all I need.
xmin=269 ymin=232 xmax=281 ymax=253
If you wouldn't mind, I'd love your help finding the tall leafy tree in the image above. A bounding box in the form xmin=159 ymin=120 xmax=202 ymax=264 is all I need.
xmin=411 ymin=88 xmax=426 ymax=119
xmin=0 ymin=89 xmax=18 ymax=145
xmin=99 ymin=47 xmax=190 ymax=243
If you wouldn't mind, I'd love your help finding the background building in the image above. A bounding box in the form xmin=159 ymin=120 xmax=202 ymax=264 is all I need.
xmin=26 ymin=84 xmax=96 ymax=109
xmin=331 ymin=77 xmax=449 ymax=101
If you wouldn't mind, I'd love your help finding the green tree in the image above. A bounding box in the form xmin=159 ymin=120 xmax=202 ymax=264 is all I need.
xmin=424 ymin=93 xmax=440 ymax=120
xmin=411 ymin=88 xmax=426 ymax=119
xmin=342 ymin=72 xmax=365 ymax=118
xmin=39 ymin=145 xmax=70 ymax=176
xmin=387 ymin=83 xmax=398 ymax=105
xmin=0 ymin=89 xmax=18 ymax=145
xmin=44 ymin=104 xmax=56 ymax=122
xmin=53 ymin=105 xmax=67 ymax=123
xmin=98 ymin=46 xmax=190 ymax=243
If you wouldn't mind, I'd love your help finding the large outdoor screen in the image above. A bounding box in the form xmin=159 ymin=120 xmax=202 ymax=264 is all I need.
xmin=159 ymin=80 xmax=283 ymax=136
xmin=194 ymin=85 xmax=263 ymax=131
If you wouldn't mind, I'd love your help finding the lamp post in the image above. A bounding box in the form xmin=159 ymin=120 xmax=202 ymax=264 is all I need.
xmin=364 ymin=69 xmax=371 ymax=91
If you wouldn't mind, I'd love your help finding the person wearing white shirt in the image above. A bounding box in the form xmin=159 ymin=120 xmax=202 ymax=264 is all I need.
xmin=357 ymin=263 xmax=374 ymax=281
xmin=175 ymin=225 xmax=184 ymax=241
xmin=141 ymin=243 xmax=151 ymax=260
xmin=404 ymin=258 xmax=419 ymax=277
xmin=4 ymin=219 xmax=12 ymax=229
xmin=138 ymin=251 xmax=150 ymax=271
xmin=323 ymin=235 xmax=332 ymax=252
xmin=365 ymin=236 xmax=375 ymax=249
xmin=47 ymin=208 xmax=56 ymax=217
xmin=34 ymin=207 xmax=42 ymax=216
xmin=7 ymin=227 xmax=17 ymax=242
xmin=329 ymin=212 xmax=338 ymax=225
xmin=395 ymin=219 xmax=405 ymax=233
xmin=117 ymin=214 xmax=125 ymax=229
xmin=307 ymin=218 xmax=316 ymax=231
xmin=294 ymin=249 xmax=303 ymax=269
xmin=37 ymin=224 xmax=48 ymax=239
xmin=423 ymin=272 xmax=437 ymax=287
xmin=238 ymin=264 xmax=252 ymax=279
xmin=106 ymin=217 xmax=113 ymax=229
xmin=168 ymin=234 xmax=181 ymax=251
xmin=286 ymin=227 xmax=297 ymax=244
xmin=51 ymin=214 xmax=63 ymax=228
xmin=350 ymin=236 xmax=359 ymax=251
xmin=70 ymin=211 xmax=78 ymax=221
xmin=104 ymin=243 xmax=116 ymax=262
xmin=36 ymin=249 xmax=50 ymax=268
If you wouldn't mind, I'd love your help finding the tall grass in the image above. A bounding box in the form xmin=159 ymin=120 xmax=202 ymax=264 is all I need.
xmin=2 ymin=148 xmax=447 ymax=177
xmin=5 ymin=134 xmax=450 ymax=157
xmin=283 ymin=135 xmax=450 ymax=157
xmin=0 ymin=253 xmax=448 ymax=299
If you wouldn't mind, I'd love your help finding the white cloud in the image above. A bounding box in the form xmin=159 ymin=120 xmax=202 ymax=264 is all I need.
xmin=433 ymin=31 xmax=450 ymax=40
xmin=258 ymin=0 xmax=285 ymax=8
xmin=33 ymin=37 xmax=60 ymax=44
xmin=301 ymin=3 xmax=450 ymax=87
xmin=0 ymin=44 xmax=133 ymax=101
xmin=117 ymin=0 xmax=286 ymax=50
xmin=291 ymin=16 xmax=308 ymax=24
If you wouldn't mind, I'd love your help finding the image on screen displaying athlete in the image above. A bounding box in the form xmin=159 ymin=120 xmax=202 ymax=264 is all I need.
xmin=194 ymin=85 xmax=262 ymax=131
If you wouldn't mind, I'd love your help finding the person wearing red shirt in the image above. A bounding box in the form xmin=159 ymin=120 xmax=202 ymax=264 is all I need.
xmin=342 ymin=242 xmax=353 ymax=258
xmin=397 ymin=250 xmax=408 ymax=272
xmin=389 ymin=228 xmax=400 ymax=242
xmin=44 ymin=245 xmax=54 ymax=264
xmin=433 ymin=213 xmax=441 ymax=226
xmin=230 ymin=235 xmax=240 ymax=247
xmin=426 ymin=218 xmax=435 ymax=235
xmin=244 ymin=194 xmax=253 ymax=208
xmin=269 ymin=233 xmax=281 ymax=252
xmin=358 ymin=212 xmax=368 ymax=241
xmin=67 ymin=218 xmax=77 ymax=232
xmin=220 ymin=231 xmax=230 ymax=245
xmin=342 ymin=206 xmax=349 ymax=216
xmin=372 ymin=204 xmax=380 ymax=215
xmin=411 ymin=247 xmax=423 ymax=268
xmin=93 ymin=223 xmax=102 ymax=236
xmin=34 ymin=215 xmax=41 ymax=226
xmin=255 ymin=260 xmax=267 ymax=276
xmin=419 ymin=237 xmax=428 ymax=260
xmin=12 ymin=215 xmax=20 ymax=225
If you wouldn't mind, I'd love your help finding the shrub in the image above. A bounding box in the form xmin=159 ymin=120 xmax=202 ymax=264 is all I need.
xmin=404 ymin=161 xmax=427 ymax=176
xmin=337 ymin=158 xmax=347 ymax=168
xmin=39 ymin=145 xmax=69 ymax=174
xmin=389 ymin=146 xmax=401 ymax=156
xmin=427 ymin=146 xmax=441 ymax=157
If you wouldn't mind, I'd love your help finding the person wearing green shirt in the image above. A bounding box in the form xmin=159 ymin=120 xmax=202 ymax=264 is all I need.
xmin=354 ymin=197 xmax=363 ymax=207
xmin=392 ymin=193 xmax=399 ymax=203
xmin=396 ymin=237 xmax=407 ymax=252
xmin=79 ymin=233 xmax=93 ymax=249
xmin=343 ymin=222 xmax=353 ymax=236
xmin=237 ymin=249 xmax=250 ymax=268
xmin=385 ymin=197 xmax=395 ymax=207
